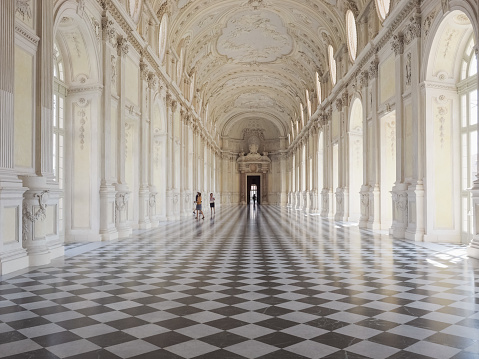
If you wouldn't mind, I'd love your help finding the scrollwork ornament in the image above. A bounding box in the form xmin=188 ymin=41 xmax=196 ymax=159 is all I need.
xmin=22 ymin=190 xmax=49 ymax=241
xmin=147 ymin=72 xmax=157 ymax=89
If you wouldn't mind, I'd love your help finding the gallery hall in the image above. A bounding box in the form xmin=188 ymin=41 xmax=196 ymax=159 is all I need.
xmin=0 ymin=0 xmax=478 ymax=357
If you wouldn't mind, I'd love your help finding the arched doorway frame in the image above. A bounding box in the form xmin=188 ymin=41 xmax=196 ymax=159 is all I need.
xmin=53 ymin=0 xmax=102 ymax=242
xmin=422 ymin=6 xmax=477 ymax=244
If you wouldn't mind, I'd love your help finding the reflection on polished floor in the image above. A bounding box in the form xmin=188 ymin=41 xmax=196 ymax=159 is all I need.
xmin=0 ymin=205 xmax=478 ymax=359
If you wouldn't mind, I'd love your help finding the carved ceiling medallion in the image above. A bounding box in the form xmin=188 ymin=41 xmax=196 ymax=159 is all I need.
xmin=217 ymin=10 xmax=293 ymax=63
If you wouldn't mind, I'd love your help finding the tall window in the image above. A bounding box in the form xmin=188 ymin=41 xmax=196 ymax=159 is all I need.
xmin=328 ymin=45 xmax=337 ymax=85
xmin=346 ymin=10 xmax=357 ymax=62
xmin=460 ymin=35 xmax=477 ymax=240
xmin=53 ymin=42 xmax=66 ymax=235
xmin=375 ymin=0 xmax=390 ymax=21
xmin=316 ymin=72 xmax=322 ymax=106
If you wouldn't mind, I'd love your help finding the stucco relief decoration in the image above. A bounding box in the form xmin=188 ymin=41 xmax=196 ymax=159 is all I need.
xmin=423 ymin=10 xmax=436 ymax=39
xmin=115 ymin=192 xmax=130 ymax=223
xmin=15 ymin=0 xmax=32 ymax=21
xmin=360 ymin=192 xmax=369 ymax=217
xmin=22 ymin=190 xmax=49 ymax=242
xmin=405 ymin=52 xmax=411 ymax=86
xmin=217 ymin=10 xmax=293 ymax=63
xmin=117 ymin=37 xmax=129 ymax=57
xmin=234 ymin=92 xmax=285 ymax=113
xmin=128 ymin=0 xmax=143 ymax=25
xmin=111 ymin=55 xmax=117 ymax=86
xmin=404 ymin=15 xmax=422 ymax=45
xmin=436 ymin=101 xmax=448 ymax=148
xmin=90 ymin=17 xmax=101 ymax=42
xmin=387 ymin=120 xmax=396 ymax=156
xmin=101 ymin=17 xmax=116 ymax=44
xmin=391 ymin=34 xmax=404 ymax=56
xmin=149 ymin=192 xmax=157 ymax=208
xmin=393 ymin=192 xmax=408 ymax=224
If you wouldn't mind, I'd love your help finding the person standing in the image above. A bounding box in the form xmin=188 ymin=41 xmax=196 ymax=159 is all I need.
xmin=196 ymin=192 xmax=205 ymax=219
xmin=252 ymin=193 xmax=256 ymax=205
xmin=209 ymin=193 xmax=215 ymax=215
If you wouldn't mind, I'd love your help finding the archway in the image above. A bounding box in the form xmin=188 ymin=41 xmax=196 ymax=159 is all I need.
xmin=423 ymin=10 xmax=476 ymax=243
xmin=348 ymin=98 xmax=363 ymax=222
xmin=53 ymin=6 xmax=101 ymax=242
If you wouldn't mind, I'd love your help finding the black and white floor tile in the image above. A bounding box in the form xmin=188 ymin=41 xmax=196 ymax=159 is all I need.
xmin=1 ymin=205 xmax=478 ymax=358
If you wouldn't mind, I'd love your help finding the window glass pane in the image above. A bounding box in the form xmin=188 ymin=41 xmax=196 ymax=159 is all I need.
xmin=461 ymin=94 xmax=467 ymax=127
xmin=53 ymin=133 xmax=57 ymax=180
xmin=469 ymin=52 xmax=477 ymax=77
xmin=346 ymin=10 xmax=357 ymax=61
xmin=462 ymin=133 xmax=468 ymax=189
xmin=59 ymin=97 xmax=64 ymax=129
xmin=470 ymin=90 xmax=477 ymax=126
xmin=59 ymin=135 xmax=64 ymax=189
xmin=471 ymin=131 xmax=477 ymax=186
xmin=53 ymin=95 xmax=57 ymax=127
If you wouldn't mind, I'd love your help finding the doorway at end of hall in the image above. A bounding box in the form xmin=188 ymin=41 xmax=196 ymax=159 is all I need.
xmin=247 ymin=175 xmax=260 ymax=205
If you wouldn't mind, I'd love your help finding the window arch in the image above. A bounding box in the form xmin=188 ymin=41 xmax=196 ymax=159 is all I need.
xmin=306 ymin=89 xmax=311 ymax=117
xmin=158 ymin=14 xmax=168 ymax=63
xmin=328 ymin=45 xmax=337 ymax=85
xmin=53 ymin=43 xmax=64 ymax=82
xmin=461 ymin=36 xmax=477 ymax=80
xmin=346 ymin=10 xmax=358 ymax=62
xmin=375 ymin=0 xmax=390 ymax=21
xmin=128 ymin=0 xmax=143 ymax=25
xmin=315 ymin=72 xmax=322 ymax=105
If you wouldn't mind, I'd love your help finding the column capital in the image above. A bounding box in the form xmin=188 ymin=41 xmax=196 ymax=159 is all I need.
xmin=101 ymin=16 xmax=116 ymax=44
xmin=116 ymin=36 xmax=129 ymax=57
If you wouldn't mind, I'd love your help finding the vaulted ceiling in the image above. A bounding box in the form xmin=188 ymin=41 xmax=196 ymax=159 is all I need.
xmin=150 ymin=0 xmax=365 ymax=140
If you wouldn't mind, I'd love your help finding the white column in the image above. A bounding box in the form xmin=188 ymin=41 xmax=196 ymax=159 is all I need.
xmin=115 ymin=36 xmax=132 ymax=237
xmin=405 ymin=15 xmax=425 ymax=241
xmin=367 ymin=59 xmax=381 ymax=230
xmin=359 ymin=71 xmax=370 ymax=228
xmin=0 ymin=0 xmax=28 ymax=274
xmin=99 ymin=16 xmax=119 ymax=241
xmin=138 ymin=63 xmax=151 ymax=229
xmin=390 ymin=34 xmax=408 ymax=238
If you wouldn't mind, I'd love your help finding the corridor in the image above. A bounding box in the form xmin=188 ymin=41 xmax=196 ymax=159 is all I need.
xmin=0 ymin=206 xmax=478 ymax=359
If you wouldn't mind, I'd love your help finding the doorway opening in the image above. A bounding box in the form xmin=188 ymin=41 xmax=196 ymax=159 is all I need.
xmin=247 ymin=176 xmax=260 ymax=205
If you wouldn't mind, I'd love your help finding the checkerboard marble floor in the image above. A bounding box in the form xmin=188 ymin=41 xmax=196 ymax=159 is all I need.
xmin=1 ymin=205 xmax=479 ymax=358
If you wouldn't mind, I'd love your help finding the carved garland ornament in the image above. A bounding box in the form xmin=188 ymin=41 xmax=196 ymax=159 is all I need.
xmin=22 ymin=190 xmax=49 ymax=241
xmin=15 ymin=0 xmax=32 ymax=21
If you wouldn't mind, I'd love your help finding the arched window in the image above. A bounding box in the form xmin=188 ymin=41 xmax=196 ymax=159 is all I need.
xmin=53 ymin=43 xmax=64 ymax=82
xmin=129 ymin=0 xmax=143 ymax=24
xmin=53 ymin=41 xmax=66 ymax=235
xmin=375 ymin=0 xmax=390 ymax=21
xmin=158 ymin=14 xmax=168 ymax=63
xmin=459 ymin=35 xmax=478 ymax=236
xmin=328 ymin=45 xmax=337 ymax=85
xmin=346 ymin=10 xmax=358 ymax=62
xmin=316 ymin=72 xmax=322 ymax=105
